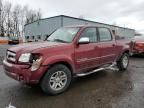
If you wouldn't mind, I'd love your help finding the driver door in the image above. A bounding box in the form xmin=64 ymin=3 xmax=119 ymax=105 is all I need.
xmin=74 ymin=27 xmax=100 ymax=72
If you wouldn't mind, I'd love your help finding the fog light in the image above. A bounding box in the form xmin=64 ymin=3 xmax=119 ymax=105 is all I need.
xmin=31 ymin=57 xmax=42 ymax=71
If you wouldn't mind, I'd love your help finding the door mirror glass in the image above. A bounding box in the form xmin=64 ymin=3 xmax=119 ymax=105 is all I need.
xmin=78 ymin=37 xmax=90 ymax=44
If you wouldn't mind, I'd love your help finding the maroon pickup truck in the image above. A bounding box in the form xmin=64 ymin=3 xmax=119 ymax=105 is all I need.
xmin=3 ymin=25 xmax=130 ymax=95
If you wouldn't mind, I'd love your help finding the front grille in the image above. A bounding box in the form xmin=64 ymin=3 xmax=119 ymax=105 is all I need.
xmin=6 ymin=51 xmax=16 ymax=62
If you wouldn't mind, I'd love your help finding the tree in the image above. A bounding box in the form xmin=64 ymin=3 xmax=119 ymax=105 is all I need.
xmin=0 ymin=0 xmax=7 ymax=36
xmin=0 ymin=0 xmax=42 ymax=38
xmin=5 ymin=2 xmax=12 ymax=37
xmin=25 ymin=8 xmax=42 ymax=25
xmin=12 ymin=5 xmax=21 ymax=37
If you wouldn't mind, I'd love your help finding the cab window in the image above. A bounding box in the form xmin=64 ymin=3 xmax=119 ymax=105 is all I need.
xmin=98 ymin=28 xmax=112 ymax=41
xmin=80 ymin=28 xmax=97 ymax=43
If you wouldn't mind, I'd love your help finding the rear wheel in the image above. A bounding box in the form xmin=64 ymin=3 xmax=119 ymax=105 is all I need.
xmin=117 ymin=53 xmax=129 ymax=71
xmin=40 ymin=64 xmax=72 ymax=95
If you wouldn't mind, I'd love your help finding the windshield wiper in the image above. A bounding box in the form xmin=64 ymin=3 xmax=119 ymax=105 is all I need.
xmin=53 ymin=39 xmax=68 ymax=43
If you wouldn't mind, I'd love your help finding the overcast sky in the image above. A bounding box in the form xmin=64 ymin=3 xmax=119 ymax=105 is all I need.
xmin=4 ymin=0 xmax=144 ymax=33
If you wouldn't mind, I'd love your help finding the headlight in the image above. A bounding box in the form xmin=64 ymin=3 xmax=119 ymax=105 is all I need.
xmin=31 ymin=56 xmax=42 ymax=71
xmin=18 ymin=53 xmax=31 ymax=63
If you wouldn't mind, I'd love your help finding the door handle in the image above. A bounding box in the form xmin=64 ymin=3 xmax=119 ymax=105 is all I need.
xmin=112 ymin=44 xmax=116 ymax=47
xmin=95 ymin=46 xmax=98 ymax=48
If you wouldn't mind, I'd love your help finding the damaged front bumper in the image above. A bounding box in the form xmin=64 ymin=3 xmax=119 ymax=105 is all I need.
xmin=3 ymin=59 xmax=48 ymax=84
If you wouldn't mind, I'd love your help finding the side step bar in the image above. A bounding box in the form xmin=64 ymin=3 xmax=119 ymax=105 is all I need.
xmin=76 ymin=68 xmax=105 ymax=77
xmin=76 ymin=62 xmax=119 ymax=77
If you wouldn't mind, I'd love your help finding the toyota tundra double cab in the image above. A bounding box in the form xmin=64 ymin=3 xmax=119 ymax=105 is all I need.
xmin=3 ymin=25 xmax=130 ymax=95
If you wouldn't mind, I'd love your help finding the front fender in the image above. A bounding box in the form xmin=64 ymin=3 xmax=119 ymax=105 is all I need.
xmin=42 ymin=55 xmax=75 ymax=72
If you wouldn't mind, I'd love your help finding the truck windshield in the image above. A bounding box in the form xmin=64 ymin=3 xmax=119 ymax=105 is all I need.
xmin=47 ymin=27 xmax=79 ymax=43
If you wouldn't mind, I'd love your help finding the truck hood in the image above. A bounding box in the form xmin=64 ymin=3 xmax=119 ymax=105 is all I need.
xmin=8 ymin=42 xmax=66 ymax=53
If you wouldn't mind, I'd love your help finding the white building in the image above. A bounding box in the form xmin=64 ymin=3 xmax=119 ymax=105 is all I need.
xmin=24 ymin=15 xmax=135 ymax=42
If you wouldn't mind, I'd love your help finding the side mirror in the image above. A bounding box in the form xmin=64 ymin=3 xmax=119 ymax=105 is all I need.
xmin=78 ymin=37 xmax=90 ymax=44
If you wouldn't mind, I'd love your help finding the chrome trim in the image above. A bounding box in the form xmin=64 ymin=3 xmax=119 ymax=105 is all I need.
xmin=7 ymin=51 xmax=16 ymax=62
xmin=100 ymin=54 xmax=115 ymax=58
xmin=78 ymin=37 xmax=90 ymax=44
xmin=76 ymin=68 xmax=105 ymax=77
xmin=3 ymin=59 xmax=13 ymax=67
xmin=7 ymin=51 xmax=16 ymax=56
xmin=77 ymin=57 xmax=100 ymax=63
xmin=76 ymin=62 xmax=119 ymax=77
xmin=8 ymin=58 xmax=16 ymax=62
xmin=76 ymin=54 xmax=116 ymax=63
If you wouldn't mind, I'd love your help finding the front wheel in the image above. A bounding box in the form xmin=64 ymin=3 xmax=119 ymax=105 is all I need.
xmin=40 ymin=64 xmax=72 ymax=95
xmin=117 ymin=53 xmax=129 ymax=71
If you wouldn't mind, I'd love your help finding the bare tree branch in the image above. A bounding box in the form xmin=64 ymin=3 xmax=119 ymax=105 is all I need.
xmin=0 ymin=0 xmax=42 ymax=38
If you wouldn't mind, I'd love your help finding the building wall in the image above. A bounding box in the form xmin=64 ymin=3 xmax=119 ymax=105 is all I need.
xmin=24 ymin=16 xmax=61 ymax=42
xmin=24 ymin=15 xmax=135 ymax=42
xmin=62 ymin=16 xmax=135 ymax=39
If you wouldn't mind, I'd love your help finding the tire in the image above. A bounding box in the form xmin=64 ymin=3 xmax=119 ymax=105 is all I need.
xmin=40 ymin=64 xmax=72 ymax=95
xmin=117 ymin=53 xmax=129 ymax=71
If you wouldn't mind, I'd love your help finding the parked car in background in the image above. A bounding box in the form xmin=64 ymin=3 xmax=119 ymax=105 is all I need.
xmin=131 ymin=35 xmax=144 ymax=55
xmin=3 ymin=25 xmax=130 ymax=95
xmin=8 ymin=36 xmax=19 ymax=45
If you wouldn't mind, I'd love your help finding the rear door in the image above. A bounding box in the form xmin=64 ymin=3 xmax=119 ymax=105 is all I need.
xmin=98 ymin=27 xmax=118 ymax=64
xmin=75 ymin=27 xmax=100 ymax=72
